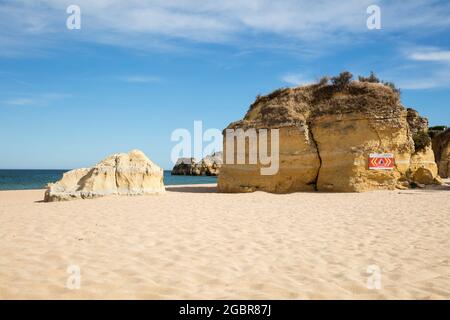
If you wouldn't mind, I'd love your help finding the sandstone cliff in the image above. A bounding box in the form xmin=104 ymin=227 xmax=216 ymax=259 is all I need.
xmin=218 ymin=79 xmax=441 ymax=193
xmin=45 ymin=150 xmax=165 ymax=201
xmin=172 ymin=152 xmax=223 ymax=176
xmin=432 ymin=128 xmax=450 ymax=178
xmin=407 ymin=108 xmax=429 ymax=135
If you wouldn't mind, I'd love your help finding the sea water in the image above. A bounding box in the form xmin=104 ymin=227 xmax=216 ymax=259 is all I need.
xmin=0 ymin=170 xmax=217 ymax=190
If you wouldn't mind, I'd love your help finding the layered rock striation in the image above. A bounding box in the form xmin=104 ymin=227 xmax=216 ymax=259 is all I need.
xmin=218 ymin=80 xmax=441 ymax=193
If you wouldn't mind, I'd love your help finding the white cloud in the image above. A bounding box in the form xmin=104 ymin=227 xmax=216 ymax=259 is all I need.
xmin=281 ymin=73 xmax=314 ymax=86
xmin=2 ymin=1 xmax=450 ymax=92
xmin=396 ymin=76 xmax=448 ymax=90
xmin=1 ymin=92 xmax=71 ymax=107
xmin=119 ymin=75 xmax=161 ymax=83
xmin=409 ymin=50 xmax=450 ymax=62
xmin=1 ymin=0 xmax=450 ymax=54
xmin=4 ymin=98 xmax=35 ymax=106
xmin=382 ymin=46 xmax=450 ymax=90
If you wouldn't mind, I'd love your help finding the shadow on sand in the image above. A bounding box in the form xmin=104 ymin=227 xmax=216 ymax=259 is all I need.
xmin=398 ymin=180 xmax=450 ymax=194
xmin=166 ymin=185 xmax=217 ymax=194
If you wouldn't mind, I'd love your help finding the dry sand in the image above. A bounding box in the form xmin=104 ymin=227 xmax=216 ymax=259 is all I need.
xmin=1 ymin=183 xmax=449 ymax=299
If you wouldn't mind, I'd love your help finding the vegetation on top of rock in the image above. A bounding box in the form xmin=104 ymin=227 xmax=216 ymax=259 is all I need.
xmin=382 ymin=81 xmax=401 ymax=96
xmin=317 ymin=76 xmax=330 ymax=86
xmin=331 ymin=71 xmax=353 ymax=89
xmin=220 ymin=72 xmax=441 ymax=193
xmin=358 ymin=71 xmax=380 ymax=83
xmin=412 ymin=131 xmax=432 ymax=153
xmin=358 ymin=71 xmax=401 ymax=95
xmin=239 ymin=72 xmax=403 ymax=129
xmin=429 ymin=125 xmax=448 ymax=131
xmin=254 ymin=87 xmax=288 ymax=106
xmin=428 ymin=125 xmax=448 ymax=139
xmin=433 ymin=128 xmax=450 ymax=148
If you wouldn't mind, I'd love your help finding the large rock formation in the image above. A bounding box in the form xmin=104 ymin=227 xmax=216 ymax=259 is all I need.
xmin=44 ymin=150 xmax=165 ymax=201
xmin=171 ymin=152 xmax=223 ymax=176
xmin=218 ymin=80 xmax=441 ymax=193
xmin=432 ymin=128 xmax=450 ymax=178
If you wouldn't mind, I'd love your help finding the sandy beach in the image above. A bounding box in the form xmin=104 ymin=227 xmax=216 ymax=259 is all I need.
xmin=1 ymin=183 xmax=449 ymax=300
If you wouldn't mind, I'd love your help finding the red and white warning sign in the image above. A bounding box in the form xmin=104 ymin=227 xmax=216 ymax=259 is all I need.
xmin=369 ymin=153 xmax=395 ymax=170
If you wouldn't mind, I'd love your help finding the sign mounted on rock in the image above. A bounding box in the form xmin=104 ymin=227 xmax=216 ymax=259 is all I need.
xmin=369 ymin=153 xmax=395 ymax=170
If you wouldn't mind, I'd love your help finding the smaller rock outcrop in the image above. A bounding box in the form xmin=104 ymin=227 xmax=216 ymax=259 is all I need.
xmin=171 ymin=158 xmax=197 ymax=175
xmin=405 ymin=110 xmax=441 ymax=184
xmin=194 ymin=152 xmax=223 ymax=176
xmin=409 ymin=149 xmax=442 ymax=185
xmin=432 ymin=128 xmax=450 ymax=178
xmin=44 ymin=150 xmax=165 ymax=202
xmin=171 ymin=152 xmax=223 ymax=176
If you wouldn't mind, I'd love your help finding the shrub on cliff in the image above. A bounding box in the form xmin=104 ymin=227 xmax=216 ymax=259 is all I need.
xmin=358 ymin=72 xmax=401 ymax=96
xmin=358 ymin=71 xmax=380 ymax=83
xmin=428 ymin=126 xmax=448 ymax=139
xmin=331 ymin=71 xmax=353 ymax=88
xmin=382 ymin=81 xmax=401 ymax=96
xmin=317 ymin=76 xmax=330 ymax=86
xmin=429 ymin=125 xmax=448 ymax=131
xmin=413 ymin=131 xmax=431 ymax=152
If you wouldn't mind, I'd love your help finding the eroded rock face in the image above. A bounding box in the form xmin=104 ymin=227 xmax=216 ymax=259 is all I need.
xmin=218 ymin=126 xmax=319 ymax=193
xmin=44 ymin=150 xmax=165 ymax=201
xmin=432 ymin=128 xmax=450 ymax=178
xmin=171 ymin=158 xmax=197 ymax=175
xmin=407 ymin=108 xmax=429 ymax=135
xmin=172 ymin=152 xmax=223 ymax=176
xmin=195 ymin=152 xmax=223 ymax=176
xmin=218 ymin=81 xmax=441 ymax=193
xmin=409 ymin=148 xmax=442 ymax=184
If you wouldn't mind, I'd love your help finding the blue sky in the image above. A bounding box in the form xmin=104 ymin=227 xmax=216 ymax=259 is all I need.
xmin=1 ymin=0 xmax=450 ymax=169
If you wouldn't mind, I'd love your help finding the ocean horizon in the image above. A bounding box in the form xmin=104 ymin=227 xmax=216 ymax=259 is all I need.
xmin=0 ymin=169 xmax=217 ymax=191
